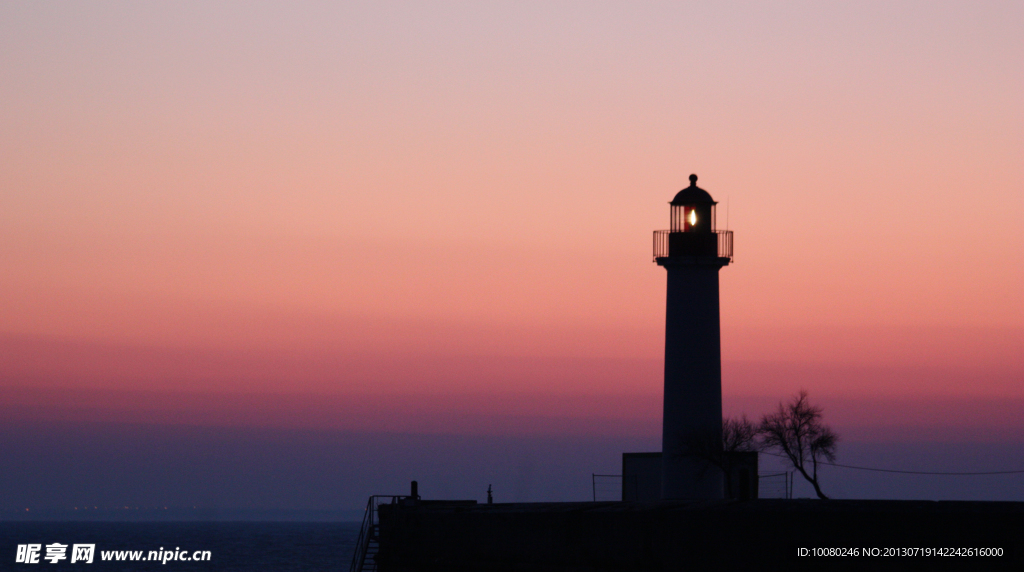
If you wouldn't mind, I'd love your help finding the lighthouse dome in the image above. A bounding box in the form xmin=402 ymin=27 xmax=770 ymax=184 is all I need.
xmin=670 ymin=174 xmax=716 ymax=205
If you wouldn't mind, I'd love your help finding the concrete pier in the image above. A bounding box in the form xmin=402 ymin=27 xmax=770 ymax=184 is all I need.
xmin=376 ymin=499 xmax=1023 ymax=571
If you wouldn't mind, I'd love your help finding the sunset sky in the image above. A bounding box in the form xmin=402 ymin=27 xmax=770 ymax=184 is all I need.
xmin=1 ymin=2 xmax=1021 ymax=508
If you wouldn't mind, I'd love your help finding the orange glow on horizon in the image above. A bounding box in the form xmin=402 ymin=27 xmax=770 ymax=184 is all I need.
xmin=0 ymin=2 xmax=1020 ymax=431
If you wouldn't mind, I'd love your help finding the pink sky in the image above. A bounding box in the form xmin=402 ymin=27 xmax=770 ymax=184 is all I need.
xmin=1 ymin=2 xmax=1021 ymax=433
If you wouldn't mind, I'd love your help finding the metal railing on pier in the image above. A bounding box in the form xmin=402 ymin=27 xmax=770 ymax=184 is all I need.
xmin=350 ymin=495 xmax=407 ymax=572
xmin=757 ymin=472 xmax=793 ymax=499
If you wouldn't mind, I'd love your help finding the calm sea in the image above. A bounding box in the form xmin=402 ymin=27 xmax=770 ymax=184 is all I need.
xmin=0 ymin=522 xmax=361 ymax=571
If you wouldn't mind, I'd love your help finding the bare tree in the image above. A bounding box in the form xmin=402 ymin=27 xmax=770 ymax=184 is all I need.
xmin=759 ymin=390 xmax=838 ymax=500
xmin=723 ymin=415 xmax=758 ymax=454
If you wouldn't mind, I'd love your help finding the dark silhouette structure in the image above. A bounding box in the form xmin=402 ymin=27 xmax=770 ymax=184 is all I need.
xmin=626 ymin=416 xmax=760 ymax=502
xmin=655 ymin=174 xmax=733 ymax=499
xmin=375 ymin=498 xmax=1024 ymax=571
xmin=355 ymin=178 xmax=1024 ymax=570
xmin=720 ymin=416 xmax=760 ymax=499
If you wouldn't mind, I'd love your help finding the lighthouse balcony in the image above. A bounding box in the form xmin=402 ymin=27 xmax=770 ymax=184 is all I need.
xmin=653 ymin=229 xmax=733 ymax=261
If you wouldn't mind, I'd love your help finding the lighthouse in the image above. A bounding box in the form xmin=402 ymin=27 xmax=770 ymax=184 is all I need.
xmin=654 ymin=174 xmax=733 ymax=500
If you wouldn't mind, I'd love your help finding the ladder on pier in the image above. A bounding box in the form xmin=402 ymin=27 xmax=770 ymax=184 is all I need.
xmin=349 ymin=495 xmax=404 ymax=572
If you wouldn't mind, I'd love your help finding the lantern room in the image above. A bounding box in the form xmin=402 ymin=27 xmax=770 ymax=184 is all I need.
xmin=670 ymin=174 xmax=717 ymax=233
xmin=652 ymin=174 xmax=730 ymax=260
xmin=653 ymin=174 xmax=733 ymax=261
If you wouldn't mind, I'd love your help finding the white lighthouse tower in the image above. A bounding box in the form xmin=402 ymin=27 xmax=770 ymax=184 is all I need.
xmin=654 ymin=174 xmax=733 ymax=500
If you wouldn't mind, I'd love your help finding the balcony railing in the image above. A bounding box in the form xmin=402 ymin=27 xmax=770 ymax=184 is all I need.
xmin=653 ymin=230 xmax=733 ymax=261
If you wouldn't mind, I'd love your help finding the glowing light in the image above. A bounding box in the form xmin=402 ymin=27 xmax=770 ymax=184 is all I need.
xmin=687 ymin=209 xmax=697 ymax=227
